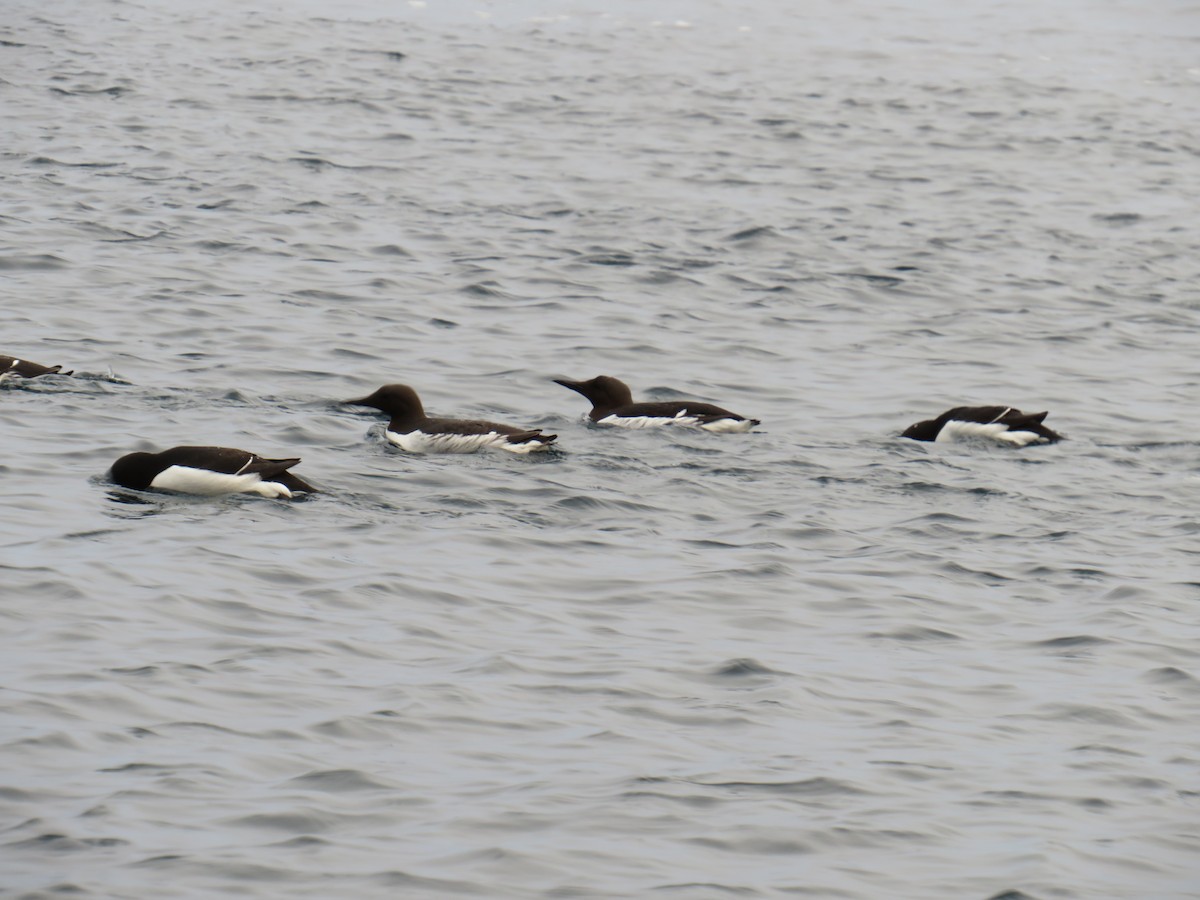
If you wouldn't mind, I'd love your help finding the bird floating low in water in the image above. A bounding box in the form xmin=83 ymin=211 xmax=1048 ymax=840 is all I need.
xmin=554 ymin=375 xmax=759 ymax=432
xmin=346 ymin=383 xmax=557 ymax=453
xmin=901 ymin=406 xmax=1063 ymax=446
xmin=110 ymin=446 xmax=318 ymax=498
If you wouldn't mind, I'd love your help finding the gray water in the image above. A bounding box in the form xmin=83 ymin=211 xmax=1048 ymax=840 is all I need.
xmin=3 ymin=0 xmax=1200 ymax=897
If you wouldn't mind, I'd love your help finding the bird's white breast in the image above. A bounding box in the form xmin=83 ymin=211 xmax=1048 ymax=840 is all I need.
xmin=699 ymin=417 xmax=755 ymax=433
xmin=385 ymin=429 xmax=549 ymax=454
xmin=937 ymin=420 xmax=1041 ymax=447
xmin=597 ymin=411 xmax=700 ymax=429
xmin=598 ymin=411 xmax=751 ymax=432
xmin=150 ymin=465 xmax=293 ymax=497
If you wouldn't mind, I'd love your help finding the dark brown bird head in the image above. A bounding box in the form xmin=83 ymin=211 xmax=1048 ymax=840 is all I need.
xmin=346 ymin=383 xmax=425 ymax=420
xmin=553 ymin=375 xmax=634 ymax=414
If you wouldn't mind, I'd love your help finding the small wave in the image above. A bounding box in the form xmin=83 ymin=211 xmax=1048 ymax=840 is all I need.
xmin=288 ymin=769 xmax=398 ymax=792
xmin=870 ymin=626 xmax=960 ymax=642
xmin=8 ymin=833 xmax=131 ymax=851
xmin=1032 ymin=635 xmax=1110 ymax=649
xmin=690 ymin=777 xmax=868 ymax=796
xmin=287 ymin=155 xmax=398 ymax=171
xmin=0 ymin=253 xmax=67 ymax=270
xmin=1143 ymin=667 xmax=1198 ymax=684
xmin=710 ymin=658 xmax=784 ymax=677
xmin=835 ymin=271 xmax=905 ymax=288
xmin=48 ymin=85 xmax=130 ymax=97
xmin=577 ymin=252 xmax=636 ymax=266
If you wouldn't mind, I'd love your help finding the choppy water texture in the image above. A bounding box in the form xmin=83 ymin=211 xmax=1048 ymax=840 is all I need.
xmin=3 ymin=0 xmax=1200 ymax=897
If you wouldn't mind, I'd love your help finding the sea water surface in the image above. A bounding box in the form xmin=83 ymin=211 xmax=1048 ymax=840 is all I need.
xmin=3 ymin=0 xmax=1200 ymax=897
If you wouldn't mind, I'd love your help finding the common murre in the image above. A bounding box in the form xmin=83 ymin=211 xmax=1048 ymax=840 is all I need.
xmin=553 ymin=375 xmax=759 ymax=433
xmin=110 ymin=446 xmax=318 ymax=497
xmin=1 ymin=354 xmax=73 ymax=378
xmin=901 ymin=406 xmax=1063 ymax=446
xmin=346 ymin=383 xmax=557 ymax=453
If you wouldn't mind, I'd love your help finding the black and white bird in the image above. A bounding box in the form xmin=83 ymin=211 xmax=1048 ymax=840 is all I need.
xmin=346 ymin=383 xmax=557 ymax=453
xmin=110 ymin=446 xmax=318 ymax=498
xmin=554 ymin=375 xmax=759 ymax=433
xmin=901 ymin=406 xmax=1063 ymax=446
xmin=1 ymin=354 xmax=72 ymax=378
